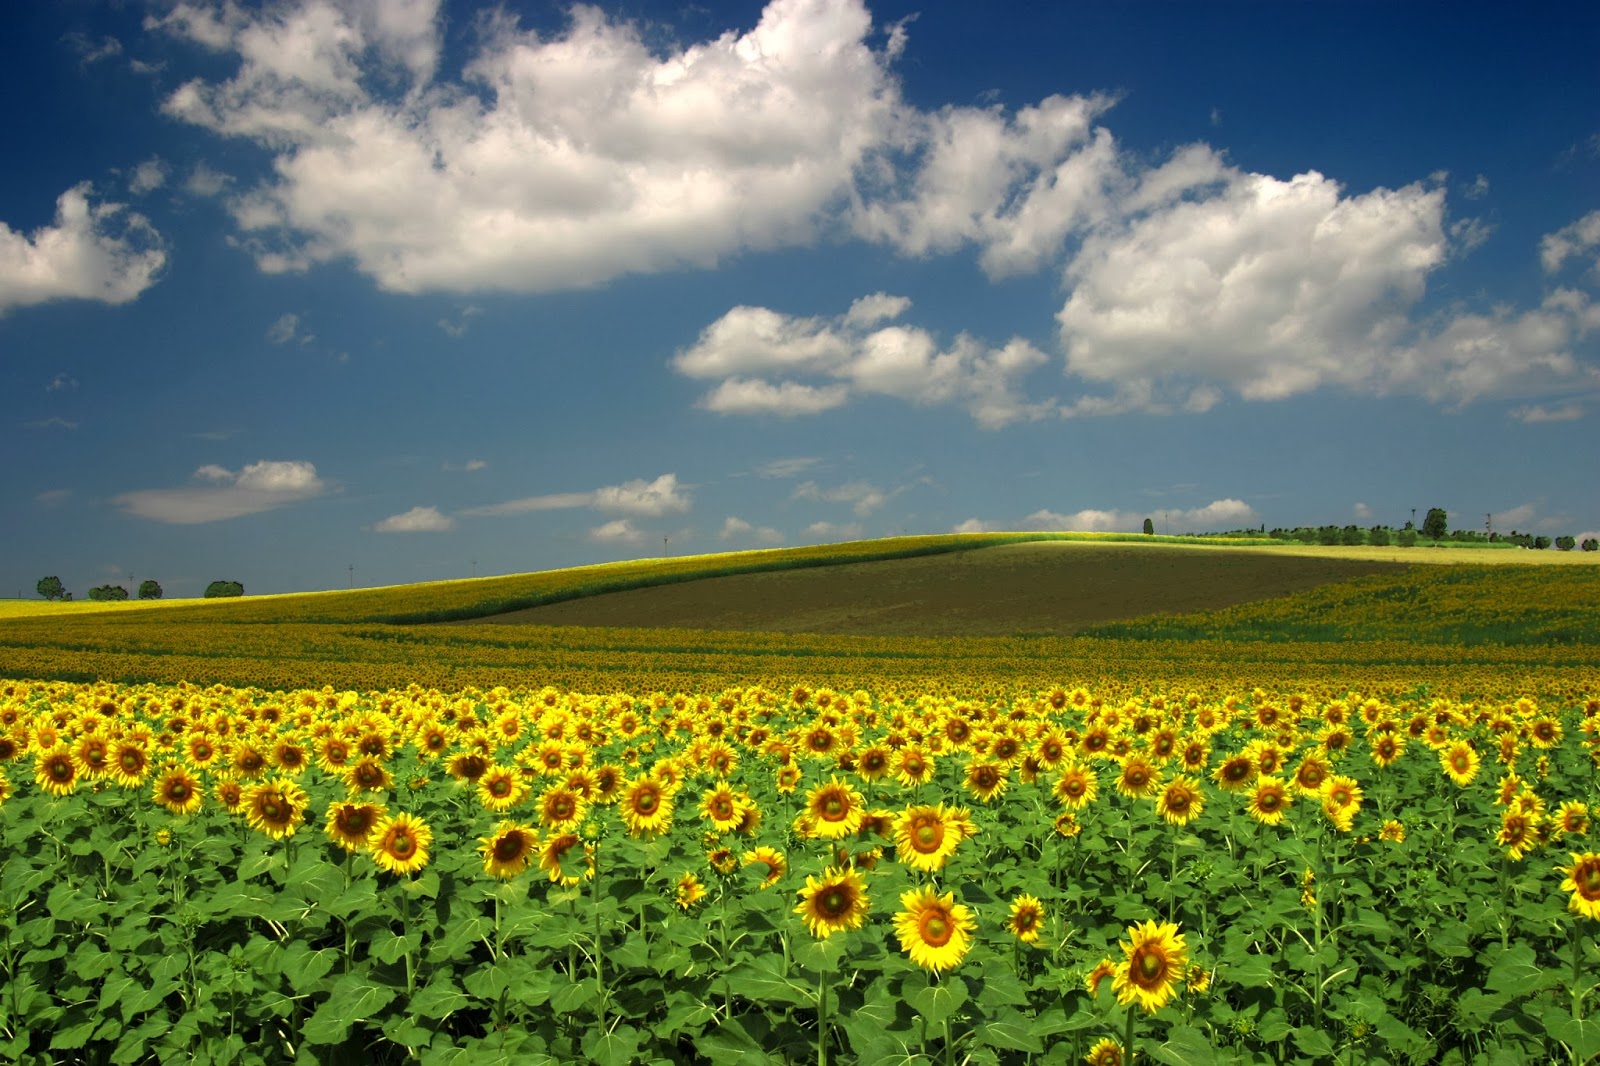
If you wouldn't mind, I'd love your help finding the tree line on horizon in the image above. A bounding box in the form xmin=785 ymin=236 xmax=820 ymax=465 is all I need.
xmin=1184 ymin=507 xmax=1597 ymax=551
xmin=32 ymin=577 xmax=245 ymax=601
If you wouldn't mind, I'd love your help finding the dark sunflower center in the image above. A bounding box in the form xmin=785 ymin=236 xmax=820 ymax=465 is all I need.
xmin=636 ymin=791 xmax=657 ymax=812
xmin=920 ymin=912 xmax=952 ymax=946
xmin=495 ymin=835 xmax=527 ymax=861
xmin=392 ymin=833 xmax=413 ymax=855
xmin=821 ymin=889 xmax=848 ymax=916
xmin=1136 ymin=949 xmax=1164 ymax=981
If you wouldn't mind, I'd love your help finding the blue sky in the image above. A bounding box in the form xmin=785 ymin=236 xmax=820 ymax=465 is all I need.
xmin=4 ymin=0 xmax=1598 ymax=598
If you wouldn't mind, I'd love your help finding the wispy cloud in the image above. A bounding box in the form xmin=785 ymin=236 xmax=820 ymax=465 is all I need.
xmin=35 ymin=489 xmax=71 ymax=508
xmin=589 ymin=519 xmax=646 ymax=545
xmin=24 ymin=417 xmax=78 ymax=430
xmin=720 ymin=516 xmax=784 ymax=545
xmin=47 ymin=373 xmax=78 ymax=392
xmin=266 ymin=312 xmax=313 ymax=345
xmin=959 ymin=498 xmax=1259 ymax=535
xmin=463 ymin=473 xmax=691 ymax=518
xmin=1510 ymin=402 xmax=1584 ymax=423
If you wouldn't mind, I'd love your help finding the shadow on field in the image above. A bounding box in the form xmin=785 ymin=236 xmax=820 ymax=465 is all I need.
xmin=447 ymin=542 xmax=1406 ymax=637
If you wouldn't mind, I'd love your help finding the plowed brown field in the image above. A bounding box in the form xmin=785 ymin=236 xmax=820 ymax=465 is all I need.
xmin=450 ymin=541 xmax=1406 ymax=637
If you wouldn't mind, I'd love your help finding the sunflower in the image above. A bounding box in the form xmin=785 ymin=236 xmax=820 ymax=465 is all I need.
xmin=1155 ymin=775 xmax=1204 ymax=826
xmin=539 ymin=832 xmax=593 ymax=886
xmin=1112 ymin=920 xmax=1188 ymax=1014
xmin=619 ymin=774 xmax=675 ymax=837
xmin=1006 ymin=894 xmax=1046 ymax=946
xmin=479 ymin=822 xmax=540 ymax=880
xmin=1053 ymin=811 xmax=1082 ymax=838
xmin=1321 ymin=774 xmax=1363 ymax=833
xmin=892 ymin=803 xmax=964 ymax=872
xmin=742 ymin=846 xmax=787 ymax=889
xmin=1369 ymin=732 xmax=1405 ymax=769
xmin=212 ymin=773 xmax=246 ymax=814
xmin=477 ymin=764 xmax=527 ymax=812
xmin=242 ymin=778 xmax=308 ymax=839
xmin=1556 ymin=801 xmax=1591 ymax=840
xmin=34 ymin=744 xmax=78 ymax=797
xmin=855 ymin=744 xmax=892 ymax=782
xmin=1528 ymin=715 xmax=1563 ymax=750
xmin=1558 ymin=852 xmax=1600 ymax=919
xmin=1084 ymin=957 xmax=1117 ymax=996
xmin=71 ymin=733 xmax=112 ymax=780
xmin=446 ymin=751 xmax=490 ymax=783
xmin=1053 ymin=762 xmax=1098 ymax=810
xmin=537 ymin=785 xmax=586 ymax=831
xmin=1113 ymin=754 xmax=1161 ymax=800
xmin=676 ymin=871 xmax=707 ymax=910
xmin=1379 ymin=819 xmax=1406 ymax=843
xmin=893 ymin=746 xmax=935 ymax=787
xmin=325 ymin=799 xmax=387 ymax=852
xmin=371 ymin=811 xmax=434 ymax=876
xmin=1497 ymin=809 xmax=1540 ymax=861
xmin=152 ymin=761 xmax=204 ymax=816
xmin=893 ymin=886 xmax=976 ymax=974
xmin=699 ymin=784 xmax=745 ymax=834
xmin=344 ymin=757 xmax=394 ymax=794
xmin=962 ymin=759 xmax=1008 ymax=803
xmin=803 ymin=776 xmax=866 ymax=839
xmin=109 ymin=739 xmax=151 ymax=789
xmin=1439 ymin=741 xmax=1481 ymax=787
xmin=185 ymin=732 xmax=221 ymax=769
xmin=793 ymin=865 xmax=871 ymax=939
xmin=1245 ymin=776 xmax=1293 ymax=827
xmin=1083 ymin=1037 xmax=1123 ymax=1066
xmin=1212 ymin=753 xmax=1254 ymax=792
xmin=775 ymin=765 xmax=802 ymax=794
xmin=1291 ymin=752 xmax=1333 ymax=797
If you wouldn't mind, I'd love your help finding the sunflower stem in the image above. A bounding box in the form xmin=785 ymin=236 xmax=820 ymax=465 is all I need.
xmin=1122 ymin=1001 xmax=1138 ymax=1066
xmin=592 ymin=839 xmax=608 ymax=1032
xmin=817 ymin=965 xmax=829 ymax=1066
xmin=1573 ymin=921 xmax=1585 ymax=1027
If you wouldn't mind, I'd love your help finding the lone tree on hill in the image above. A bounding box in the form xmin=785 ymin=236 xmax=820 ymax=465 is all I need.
xmin=204 ymin=580 xmax=244 ymax=598
xmin=36 ymin=576 xmax=66 ymax=600
xmin=1143 ymin=517 xmax=1154 ymax=535
xmin=138 ymin=579 xmax=162 ymax=600
xmin=1422 ymin=508 xmax=1449 ymax=542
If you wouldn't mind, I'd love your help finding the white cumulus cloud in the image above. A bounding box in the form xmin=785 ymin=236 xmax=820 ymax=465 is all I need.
xmin=803 ymin=520 xmax=864 ymax=541
xmin=115 ymin=460 xmax=327 ymax=524
xmin=675 ymin=294 xmax=1052 ymax=427
xmin=152 ymin=0 xmax=901 ymax=293
xmin=0 ymin=183 xmax=166 ymax=313
xmin=720 ymin=516 xmax=785 ymax=544
xmin=375 ymin=505 xmax=455 ymax=532
xmin=1542 ymin=210 xmax=1600 ymax=276
xmin=1018 ymin=498 xmax=1258 ymax=534
xmin=589 ymin=519 xmax=645 ymax=545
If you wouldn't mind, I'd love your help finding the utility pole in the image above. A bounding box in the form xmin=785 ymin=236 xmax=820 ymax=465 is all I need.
xmin=1486 ymin=513 xmax=1492 ymax=538
xmin=471 ymin=560 xmax=477 ymax=579
xmin=663 ymin=536 xmax=669 ymax=558
xmin=347 ymin=564 xmax=354 ymax=589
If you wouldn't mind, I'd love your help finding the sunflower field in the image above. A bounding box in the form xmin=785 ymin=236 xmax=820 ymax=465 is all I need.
xmin=4 ymin=676 xmax=1600 ymax=1065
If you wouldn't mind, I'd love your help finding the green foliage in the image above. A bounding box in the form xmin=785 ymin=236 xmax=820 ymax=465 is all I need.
xmin=88 ymin=585 xmax=130 ymax=601
xmin=137 ymin=580 xmax=163 ymax=600
xmin=1423 ymin=508 xmax=1450 ymax=541
xmin=35 ymin=576 xmax=65 ymax=601
xmin=204 ymin=580 xmax=245 ymax=598
xmin=1143 ymin=518 xmax=1155 ymax=535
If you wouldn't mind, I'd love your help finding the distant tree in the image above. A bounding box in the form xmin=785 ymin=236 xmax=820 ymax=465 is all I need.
xmin=1142 ymin=517 xmax=1155 ymax=535
xmin=1555 ymin=536 xmax=1577 ymax=551
xmin=1422 ymin=508 xmax=1449 ymax=541
xmin=36 ymin=576 xmax=66 ymax=600
xmin=1398 ymin=528 xmax=1418 ymax=548
xmin=1582 ymin=538 xmax=1599 ymax=552
xmin=88 ymin=585 xmax=130 ymax=601
xmin=1368 ymin=526 xmax=1392 ymax=547
xmin=137 ymin=579 xmax=163 ymax=600
xmin=1340 ymin=524 xmax=1364 ymax=546
xmin=204 ymin=580 xmax=245 ymax=598
xmin=1534 ymin=536 xmax=1552 ymax=550
xmin=1317 ymin=525 xmax=1340 ymax=546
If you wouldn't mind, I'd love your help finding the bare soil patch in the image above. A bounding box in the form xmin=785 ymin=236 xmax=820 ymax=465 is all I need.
xmin=449 ymin=542 xmax=1407 ymax=637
